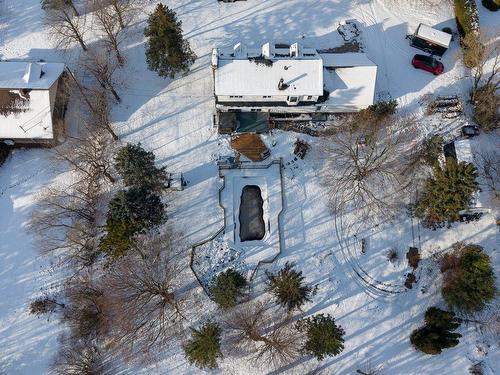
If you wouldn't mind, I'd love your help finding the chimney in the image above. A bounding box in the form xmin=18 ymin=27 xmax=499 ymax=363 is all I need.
xmin=278 ymin=78 xmax=289 ymax=91
xmin=262 ymin=42 xmax=275 ymax=59
xmin=290 ymin=42 xmax=302 ymax=58
xmin=23 ymin=63 xmax=42 ymax=83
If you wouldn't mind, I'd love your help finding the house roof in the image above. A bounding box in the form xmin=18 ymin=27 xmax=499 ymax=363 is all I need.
xmin=415 ymin=24 xmax=451 ymax=48
xmin=215 ymin=58 xmax=324 ymax=97
xmin=320 ymin=52 xmax=377 ymax=68
xmin=0 ymin=61 xmax=65 ymax=90
xmin=0 ymin=90 xmax=54 ymax=140
xmin=322 ymin=53 xmax=377 ymax=110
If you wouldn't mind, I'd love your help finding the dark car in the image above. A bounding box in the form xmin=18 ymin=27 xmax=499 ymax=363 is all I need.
xmin=411 ymin=54 xmax=444 ymax=75
xmin=461 ymin=125 xmax=480 ymax=138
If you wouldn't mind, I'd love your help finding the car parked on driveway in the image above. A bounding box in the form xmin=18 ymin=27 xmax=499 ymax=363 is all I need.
xmin=411 ymin=54 xmax=444 ymax=75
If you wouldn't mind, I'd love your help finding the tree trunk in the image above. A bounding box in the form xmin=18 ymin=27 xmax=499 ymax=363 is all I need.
xmin=109 ymin=87 xmax=121 ymax=102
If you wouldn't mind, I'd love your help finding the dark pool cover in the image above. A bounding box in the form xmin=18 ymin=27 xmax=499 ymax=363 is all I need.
xmin=239 ymin=185 xmax=265 ymax=241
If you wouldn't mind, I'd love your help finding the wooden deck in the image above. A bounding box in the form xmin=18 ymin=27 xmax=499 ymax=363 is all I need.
xmin=230 ymin=133 xmax=270 ymax=162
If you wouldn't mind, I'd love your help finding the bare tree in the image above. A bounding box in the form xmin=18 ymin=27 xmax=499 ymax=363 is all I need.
xmin=101 ymin=0 xmax=139 ymax=30
xmin=321 ymin=112 xmax=418 ymax=220
xmin=44 ymin=4 xmax=87 ymax=51
xmin=462 ymin=31 xmax=500 ymax=95
xmin=82 ymin=49 xmax=122 ymax=102
xmin=41 ymin=0 xmax=79 ymax=17
xmin=54 ymin=128 xmax=116 ymax=185
xmin=51 ymin=335 xmax=114 ymax=375
xmin=30 ymin=128 xmax=114 ymax=271
xmin=62 ymin=278 xmax=113 ymax=340
xmin=224 ymin=300 xmax=302 ymax=369
xmin=105 ymin=232 xmax=188 ymax=356
xmin=476 ymin=151 xmax=500 ymax=201
xmin=90 ymin=0 xmax=126 ymax=65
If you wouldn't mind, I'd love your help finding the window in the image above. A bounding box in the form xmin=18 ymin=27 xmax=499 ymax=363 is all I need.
xmin=262 ymin=95 xmax=271 ymax=99
xmin=307 ymin=96 xmax=313 ymax=100
xmin=288 ymin=96 xmax=298 ymax=103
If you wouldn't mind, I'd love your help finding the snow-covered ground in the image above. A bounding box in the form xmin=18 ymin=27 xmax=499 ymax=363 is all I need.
xmin=0 ymin=0 xmax=498 ymax=374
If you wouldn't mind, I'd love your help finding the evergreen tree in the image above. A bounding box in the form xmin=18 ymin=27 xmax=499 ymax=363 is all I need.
xmin=183 ymin=323 xmax=222 ymax=370
xmin=209 ymin=269 xmax=247 ymax=309
xmin=442 ymin=245 xmax=496 ymax=313
xmin=267 ymin=262 xmax=312 ymax=311
xmin=144 ymin=4 xmax=196 ymax=78
xmin=296 ymin=314 xmax=345 ymax=360
xmin=114 ymin=143 xmax=168 ymax=192
xmin=410 ymin=307 xmax=462 ymax=355
xmin=415 ymin=159 xmax=479 ymax=228
xmin=100 ymin=187 xmax=166 ymax=257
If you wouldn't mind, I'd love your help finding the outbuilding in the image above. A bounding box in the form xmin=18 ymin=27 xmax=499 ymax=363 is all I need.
xmin=407 ymin=23 xmax=452 ymax=57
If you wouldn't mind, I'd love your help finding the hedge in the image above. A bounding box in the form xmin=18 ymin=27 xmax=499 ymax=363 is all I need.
xmin=454 ymin=0 xmax=480 ymax=37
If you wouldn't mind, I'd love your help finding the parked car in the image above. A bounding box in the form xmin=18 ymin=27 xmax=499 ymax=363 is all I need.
xmin=461 ymin=125 xmax=480 ymax=138
xmin=411 ymin=54 xmax=444 ymax=75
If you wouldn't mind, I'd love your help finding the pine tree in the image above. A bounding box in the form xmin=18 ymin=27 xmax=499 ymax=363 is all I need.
xmin=144 ymin=4 xmax=196 ymax=78
xmin=209 ymin=269 xmax=247 ymax=309
xmin=114 ymin=143 xmax=168 ymax=192
xmin=441 ymin=245 xmax=496 ymax=313
xmin=183 ymin=323 xmax=222 ymax=370
xmin=100 ymin=187 xmax=166 ymax=257
xmin=415 ymin=159 xmax=479 ymax=228
xmin=267 ymin=262 xmax=312 ymax=311
xmin=296 ymin=314 xmax=345 ymax=360
xmin=410 ymin=307 xmax=462 ymax=355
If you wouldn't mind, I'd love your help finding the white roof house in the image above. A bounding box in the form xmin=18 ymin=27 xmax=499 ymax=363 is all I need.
xmin=322 ymin=53 xmax=378 ymax=111
xmin=212 ymin=42 xmax=377 ymax=113
xmin=0 ymin=61 xmax=65 ymax=144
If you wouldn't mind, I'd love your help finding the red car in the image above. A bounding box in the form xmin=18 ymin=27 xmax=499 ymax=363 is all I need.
xmin=411 ymin=54 xmax=444 ymax=75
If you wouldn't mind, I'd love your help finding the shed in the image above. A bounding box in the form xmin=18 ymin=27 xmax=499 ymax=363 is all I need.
xmin=408 ymin=24 xmax=452 ymax=56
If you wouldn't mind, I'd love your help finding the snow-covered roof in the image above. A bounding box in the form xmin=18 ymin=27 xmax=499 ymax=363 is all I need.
xmin=214 ymin=42 xmax=324 ymax=97
xmin=320 ymin=53 xmax=377 ymax=68
xmin=0 ymin=90 xmax=54 ymax=140
xmin=320 ymin=53 xmax=377 ymax=108
xmin=415 ymin=24 xmax=451 ymax=48
xmin=0 ymin=61 xmax=65 ymax=90
xmin=215 ymin=56 xmax=324 ymax=97
xmin=454 ymin=139 xmax=474 ymax=164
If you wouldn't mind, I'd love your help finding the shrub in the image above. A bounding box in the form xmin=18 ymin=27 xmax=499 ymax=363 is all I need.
xmin=415 ymin=159 xmax=479 ymax=228
xmin=473 ymin=84 xmax=499 ymax=131
xmin=296 ymin=314 xmax=345 ymax=360
xmin=482 ymin=0 xmax=499 ymax=11
xmin=209 ymin=269 xmax=247 ymax=309
xmin=387 ymin=248 xmax=398 ymax=263
xmin=410 ymin=307 xmax=461 ymax=355
xmin=454 ymin=0 xmax=479 ymax=37
xmin=441 ymin=244 xmax=496 ymax=313
xmin=267 ymin=262 xmax=312 ymax=311
xmin=114 ymin=143 xmax=168 ymax=192
xmin=421 ymin=135 xmax=444 ymax=167
xmin=29 ymin=297 xmax=65 ymax=316
xmin=183 ymin=323 xmax=222 ymax=370
xmin=368 ymin=99 xmax=398 ymax=119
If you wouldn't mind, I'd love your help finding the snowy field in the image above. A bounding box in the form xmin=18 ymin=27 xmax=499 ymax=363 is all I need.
xmin=0 ymin=0 xmax=499 ymax=374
